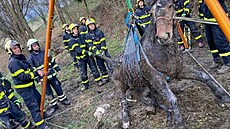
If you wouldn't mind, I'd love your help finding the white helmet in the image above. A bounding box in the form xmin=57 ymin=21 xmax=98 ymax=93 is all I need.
xmin=5 ymin=40 xmax=21 ymax=55
xmin=27 ymin=38 xmax=38 ymax=51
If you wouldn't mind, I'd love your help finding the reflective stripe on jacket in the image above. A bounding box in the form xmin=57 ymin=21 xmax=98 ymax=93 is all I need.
xmin=8 ymin=54 xmax=36 ymax=89
xmin=198 ymin=0 xmax=228 ymax=21
xmin=135 ymin=5 xmax=152 ymax=27
xmin=28 ymin=50 xmax=60 ymax=82
xmin=174 ymin=0 xmax=190 ymax=16
xmin=85 ymin=28 xmax=107 ymax=52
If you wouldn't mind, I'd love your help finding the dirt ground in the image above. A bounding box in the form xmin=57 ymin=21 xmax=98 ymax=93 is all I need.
xmin=45 ymin=1 xmax=230 ymax=128
xmin=46 ymin=42 xmax=230 ymax=129
xmin=1 ymin=1 xmax=229 ymax=129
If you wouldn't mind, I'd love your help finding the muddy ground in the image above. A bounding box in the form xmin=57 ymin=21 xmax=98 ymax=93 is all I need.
xmin=47 ymin=43 xmax=230 ymax=129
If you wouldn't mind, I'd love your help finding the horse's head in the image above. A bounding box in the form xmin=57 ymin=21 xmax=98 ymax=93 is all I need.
xmin=151 ymin=0 xmax=175 ymax=44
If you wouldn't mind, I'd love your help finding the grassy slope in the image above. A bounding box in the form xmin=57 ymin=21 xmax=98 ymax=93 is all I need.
xmin=0 ymin=0 xmax=229 ymax=128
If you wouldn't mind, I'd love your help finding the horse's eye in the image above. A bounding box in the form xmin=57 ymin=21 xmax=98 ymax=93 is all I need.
xmin=169 ymin=4 xmax=173 ymax=9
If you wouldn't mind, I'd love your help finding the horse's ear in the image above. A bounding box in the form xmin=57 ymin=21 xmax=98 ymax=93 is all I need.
xmin=150 ymin=0 xmax=158 ymax=6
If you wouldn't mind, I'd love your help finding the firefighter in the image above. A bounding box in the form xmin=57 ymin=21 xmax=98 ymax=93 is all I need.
xmin=135 ymin=0 xmax=152 ymax=36
xmin=0 ymin=72 xmax=35 ymax=129
xmin=27 ymin=38 xmax=71 ymax=114
xmin=62 ymin=24 xmax=72 ymax=51
xmin=0 ymin=72 xmax=20 ymax=108
xmin=5 ymin=40 xmax=50 ymax=129
xmin=68 ymin=23 xmax=103 ymax=91
xmin=79 ymin=17 xmax=88 ymax=39
xmin=174 ymin=0 xmax=204 ymax=51
xmin=199 ymin=0 xmax=230 ymax=74
xmin=85 ymin=18 xmax=110 ymax=84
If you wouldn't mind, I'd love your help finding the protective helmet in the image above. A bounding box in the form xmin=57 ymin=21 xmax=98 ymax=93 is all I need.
xmin=85 ymin=18 xmax=96 ymax=27
xmin=27 ymin=38 xmax=39 ymax=51
xmin=5 ymin=40 xmax=21 ymax=55
xmin=62 ymin=24 xmax=69 ymax=31
xmin=79 ymin=17 xmax=86 ymax=23
xmin=69 ymin=23 xmax=79 ymax=33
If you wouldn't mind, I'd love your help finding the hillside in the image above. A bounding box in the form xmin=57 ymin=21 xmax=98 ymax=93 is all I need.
xmin=0 ymin=0 xmax=230 ymax=129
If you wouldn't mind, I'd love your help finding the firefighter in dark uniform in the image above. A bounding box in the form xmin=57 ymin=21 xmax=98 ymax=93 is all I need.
xmin=68 ymin=23 xmax=103 ymax=91
xmin=62 ymin=24 xmax=72 ymax=51
xmin=27 ymin=39 xmax=71 ymax=114
xmin=0 ymin=72 xmax=35 ymax=129
xmin=0 ymin=72 xmax=20 ymax=108
xmin=199 ymin=0 xmax=230 ymax=74
xmin=67 ymin=24 xmax=80 ymax=69
xmin=135 ymin=0 xmax=152 ymax=36
xmin=85 ymin=18 xmax=110 ymax=84
xmin=174 ymin=0 xmax=204 ymax=51
xmin=5 ymin=40 xmax=50 ymax=129
xmin=79 ymin=17 xmax=88 ymax=39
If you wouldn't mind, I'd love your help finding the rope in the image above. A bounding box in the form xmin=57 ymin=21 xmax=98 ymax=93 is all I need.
xmin=46 ymin=87 xmax=115 ymax=121
xmin=46 ymin=122 xmax=68 ymax=129
xmin=186 ymin=50 xmax=230 ymax=97
xmin=173 ymin=16 xmax=218 ymax=25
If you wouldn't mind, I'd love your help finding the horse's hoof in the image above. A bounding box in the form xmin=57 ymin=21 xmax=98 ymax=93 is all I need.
xmin=122 ymin=122 xmax=130 ymax=129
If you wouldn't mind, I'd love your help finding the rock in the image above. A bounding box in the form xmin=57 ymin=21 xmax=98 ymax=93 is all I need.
xmin=94 ymin=104 xmax=111 ymax=121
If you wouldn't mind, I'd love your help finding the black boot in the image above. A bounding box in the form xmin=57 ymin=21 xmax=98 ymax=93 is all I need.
xmin=10 ymin=120 xmax=19 ymax=129
xmin=97 ymin=81 xmax=103 ymax=86
xmin=102 ymin=78 xmax=109 ymax=84
xmin=46 ymin=104 xmax=58 ymax=116
xmin=27 ymin=123 xmax=36 ymax=129
xmin=60 ymin=98 xmax=71 ymax=105
xmin=81 ymin=83 xmax=89 ymax=91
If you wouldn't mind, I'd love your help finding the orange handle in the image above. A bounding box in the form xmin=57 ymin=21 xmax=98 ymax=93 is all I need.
xmin=40 ymin=0 xmax=55 ymax=118
xmin=177 ymin=21 xmax=189 ymax=49
xmin=204 ymin=0 xmax=230 ymax=42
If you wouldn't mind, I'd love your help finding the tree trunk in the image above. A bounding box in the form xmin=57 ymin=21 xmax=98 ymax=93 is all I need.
xmin=10 ymin=0 xmax=34 ymax=40
xmin=55 ymin=0 xmax=66 ymax=25
xmin=62 ymin=0 xmax=73 ymax=22
xmin=83 ymin=0 xmax=89 ymax=17
xmin=2 ymin=1 xmax=27 ymax=43
xmin=32 ymin=6 xmax=47 ymax=25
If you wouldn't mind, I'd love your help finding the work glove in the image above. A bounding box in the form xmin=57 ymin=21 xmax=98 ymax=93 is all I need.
xmin=87 ymin=51 xmax=93 ymax=57
xmin=14 ymin=100 xmax=22 ymax=109
xmin=95 ymin=50 xmax=101 ymax=56
xmin=99 ymin=50 xmax=105 ymax=56
xmin=132 ymin=14 xmax=139 ymax=20
xmin=0 ymin=121 xmax=6 ymax=128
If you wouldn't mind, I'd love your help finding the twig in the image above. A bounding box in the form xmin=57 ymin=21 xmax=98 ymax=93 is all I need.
xmin=46 ymin=87 xmax=115 ymax=121
xmin=46 ymin=121 xmax=68 ymax=129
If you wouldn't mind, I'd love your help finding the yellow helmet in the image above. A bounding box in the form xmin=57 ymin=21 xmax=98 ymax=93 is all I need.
xmin=5 ymin=40 xmax=21 ymax=55
xmin=69 ymin=23 xmax=79 ymax=33
xmin=79 ymin=17 xmax=86 ymax=23
xmin=62 ymin=24 xmax=69 ymax=31
xmin=85 ymin=18 xmax=96 ymax=26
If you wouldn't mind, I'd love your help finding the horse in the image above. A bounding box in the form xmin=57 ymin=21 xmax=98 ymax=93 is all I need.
xmin=110 ymin=0 xmax=230 ymax=128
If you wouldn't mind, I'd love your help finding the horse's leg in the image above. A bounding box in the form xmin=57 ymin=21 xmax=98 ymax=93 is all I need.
xmin=146 ymin=70 xmax=185 ymax=129
xmin=113 ymin=78 xmax=130 ymax=129
xmin=141 ymin=85 xmax=157 ymax=115
xmin=177 ymin=65 xmax=230 ymax=103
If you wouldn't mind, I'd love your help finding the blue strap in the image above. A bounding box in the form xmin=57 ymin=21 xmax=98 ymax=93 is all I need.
xmin=125 ymin=12 xmax=133 ymax=27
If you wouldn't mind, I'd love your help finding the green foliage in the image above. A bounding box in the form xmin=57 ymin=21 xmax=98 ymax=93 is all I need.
xmin=107 ymin=33 xmax=124 ymax=56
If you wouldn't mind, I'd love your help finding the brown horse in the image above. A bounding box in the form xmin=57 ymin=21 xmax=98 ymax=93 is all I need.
xmin=111 ymin=0 xmax=230 ymax=128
